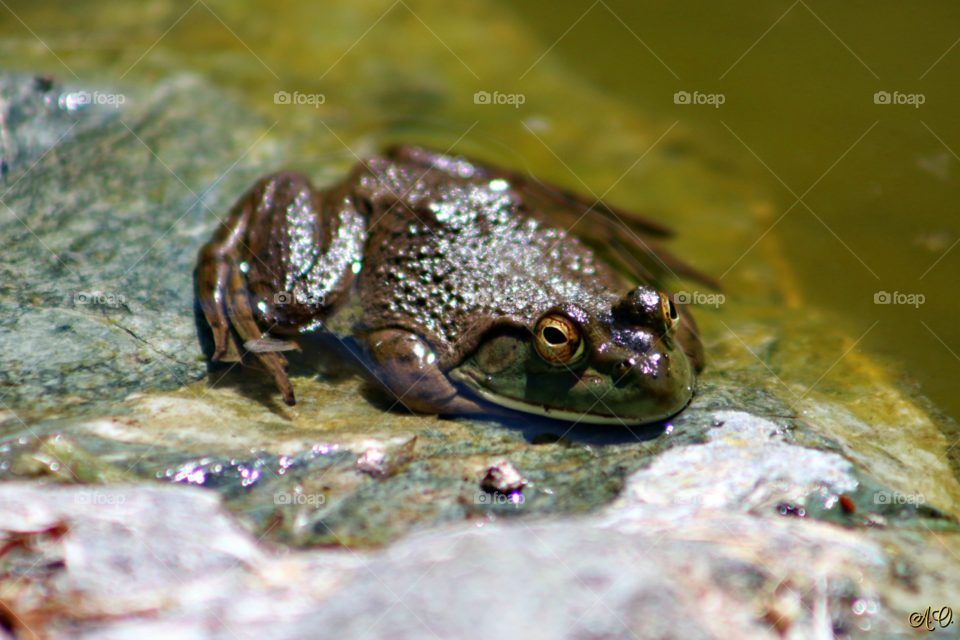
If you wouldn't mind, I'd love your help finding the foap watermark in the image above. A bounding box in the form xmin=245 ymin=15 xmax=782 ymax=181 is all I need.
xmin=75 ymin=291 xmax=126 ymax=306
xmin=73 ymin=489 xmax=125 ymax=506
xmin=474 ymin=91 xmax=525 ymax=108
xmin=274 ymin=291 xmax=326 ymax=305
xmin=474 ymin=490 xmax=524 ymax=507
xmin=674 ymin=291 xmax=725 ymax=308
xmin=874 ymin=91 xmax=924 ymax=108
xmin=274 ymin=91 xmax=325 ymax=107
xmin=874 ymin=490 xmax=925 ymax=505
xmin=274 ymin=490 xmax=326 ymax=506
xmin=674 ymin=91 xmax=725 ymax=108
xmin=874 ymin=291 xmax=925 ymax=307
xmin=60 ymin=91 xmax=125 ymax=110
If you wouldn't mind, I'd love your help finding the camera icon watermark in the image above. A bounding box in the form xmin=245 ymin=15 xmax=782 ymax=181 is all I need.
xmin=474 ymin=491 xmax=524 ymax=507
xmin=274 ymin=91 xmax=325 ymax=107
xmin=874 ymin=291 xmax=924 ymax=307
xmin=75 ymin=291 xmax=126 ymax=306
xmin=674 ymin=91 xmax=725 ymax=108
xmin=274 ymin=490 xmax=325 ymax=506
xmin=674 ymin=291 xmax=725 ymax=308
xmin=874 ymin=490 xmax=924 ymax=505
xmin=474 ymin=91 xmax=525 ymax=107
xmin=873 ymin=91 xmax=924 ymax=107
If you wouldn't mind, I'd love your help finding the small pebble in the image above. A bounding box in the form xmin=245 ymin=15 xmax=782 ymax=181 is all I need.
xmin=481 ymin=460 xmax=527 ymax=493
xmin=357 ymin=448 xmax=387 ymax=475
xmin=839 ymin=495 xmax=856 ymax=514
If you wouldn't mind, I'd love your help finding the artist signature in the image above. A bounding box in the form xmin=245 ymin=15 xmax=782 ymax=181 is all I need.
xmin=909 ymin=606 xmax=954 ymax=631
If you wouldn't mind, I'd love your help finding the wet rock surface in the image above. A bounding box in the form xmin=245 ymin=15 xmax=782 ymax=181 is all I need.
xmin=2 ymin=480 xmax=958 ymax=639
xmin=0 ymin=73 xmax=267 ymax=412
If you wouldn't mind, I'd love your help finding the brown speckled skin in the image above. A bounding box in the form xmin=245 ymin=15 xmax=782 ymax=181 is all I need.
xmin=355 ymin=152 xmax=626 ymax=368
xmin=196 ymin=146 xmax=706 ymax=423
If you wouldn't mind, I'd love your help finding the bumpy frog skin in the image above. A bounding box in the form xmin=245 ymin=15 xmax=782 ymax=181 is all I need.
xmin=196 ymin=146 xmax=708 ymax=425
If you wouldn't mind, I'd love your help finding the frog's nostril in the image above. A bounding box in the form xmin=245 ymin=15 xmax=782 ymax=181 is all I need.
xmin=615 ymin=358 xmax=637 ymax=378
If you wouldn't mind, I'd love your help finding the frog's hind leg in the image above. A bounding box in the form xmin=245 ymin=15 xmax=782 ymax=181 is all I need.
xmin=196 ymin=172 xmax=335 ymax=407
xmin=384 ymin=145 xmax=719 ymax=290
xmin=196 ymin=191 xmax=254 ymax=364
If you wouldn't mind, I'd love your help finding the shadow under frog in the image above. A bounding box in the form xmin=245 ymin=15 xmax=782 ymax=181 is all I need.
xmin=195 ymin=146 xmax=713 ymax=427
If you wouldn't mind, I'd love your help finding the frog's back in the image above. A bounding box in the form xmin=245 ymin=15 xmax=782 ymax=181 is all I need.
xmin=355 ymin=157 xmax=625 ymax=362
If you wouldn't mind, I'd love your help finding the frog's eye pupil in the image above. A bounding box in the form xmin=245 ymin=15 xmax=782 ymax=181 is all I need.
xmin=543 ymin=327 xmax=568 ymax=345
xmin=669 ymin=300 xmax=678 ymax=321
xmin=534 ymin=314 xmax=584 ymax=365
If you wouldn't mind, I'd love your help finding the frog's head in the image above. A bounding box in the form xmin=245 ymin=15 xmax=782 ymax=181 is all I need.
xmin=449 ymin=286 xmax=696 ymax=425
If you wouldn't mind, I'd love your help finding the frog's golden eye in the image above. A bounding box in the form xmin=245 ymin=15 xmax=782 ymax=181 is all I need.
xmin=535 ymin=314 xmax=584 ymax=365
xmin=660 ymin=293 xmax=680 ymax=333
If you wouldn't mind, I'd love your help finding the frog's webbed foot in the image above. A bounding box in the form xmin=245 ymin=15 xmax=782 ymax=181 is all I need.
xmin=366 ymin=329 xmax=487 ymax=415
xmin=196 ymin=171 xmax=360 ymax=406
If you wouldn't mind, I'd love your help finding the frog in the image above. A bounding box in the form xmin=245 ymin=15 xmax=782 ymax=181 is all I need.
xmin=195 ymin=145 xmax=711 ymax=425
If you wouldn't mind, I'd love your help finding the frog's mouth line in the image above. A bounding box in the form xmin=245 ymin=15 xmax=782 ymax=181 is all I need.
xmin=449 ymin=370 xmax=673 ymax=426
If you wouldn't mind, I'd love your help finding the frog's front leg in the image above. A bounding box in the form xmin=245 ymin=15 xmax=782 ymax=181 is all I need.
xmin=366 ymin=329 xmax=487 ymax=415
xmin=196 ymin=172 xmax=365 ymax=406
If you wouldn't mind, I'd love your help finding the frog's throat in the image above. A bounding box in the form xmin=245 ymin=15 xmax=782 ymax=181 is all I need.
xmin=449 ymin=370 xmax=675 ymax=426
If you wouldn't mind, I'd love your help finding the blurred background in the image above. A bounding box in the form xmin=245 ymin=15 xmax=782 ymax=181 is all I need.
xmin=1 ymin=0 xmax=958 ymax=421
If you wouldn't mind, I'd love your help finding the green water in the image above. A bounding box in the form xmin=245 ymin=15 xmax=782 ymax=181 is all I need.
xmin=510 ymin=1 xmax=960 ymax=422
xmin=1 ymin=0 xmax=958 ymax=424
